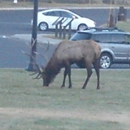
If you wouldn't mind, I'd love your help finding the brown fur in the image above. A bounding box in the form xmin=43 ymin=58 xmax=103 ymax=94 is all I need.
xmin=42 ymin=40 xmax=101 ymax=89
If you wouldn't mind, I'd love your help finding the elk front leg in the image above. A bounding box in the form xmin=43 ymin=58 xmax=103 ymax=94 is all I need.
xmin=61 ymin=66 xmax=72 ymax=88
xmin=61 ymin=68 xmax=67 ymax=88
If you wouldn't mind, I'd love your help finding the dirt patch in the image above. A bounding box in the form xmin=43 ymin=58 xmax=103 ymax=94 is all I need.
xmin=0 ymin=107 xmax=130 ymax=125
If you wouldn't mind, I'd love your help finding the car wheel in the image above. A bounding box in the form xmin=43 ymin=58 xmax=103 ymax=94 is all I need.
xmin=78 ymin=24 xmax=88 ymax=30
xmin=100 ymin=53 xmax=112 ymax=69
xmin=39 ymin=22 xmax=48 ymax=31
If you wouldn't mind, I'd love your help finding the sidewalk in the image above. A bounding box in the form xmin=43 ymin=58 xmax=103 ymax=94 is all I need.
xmin=11 ymin=34 xmax=62 ymax=45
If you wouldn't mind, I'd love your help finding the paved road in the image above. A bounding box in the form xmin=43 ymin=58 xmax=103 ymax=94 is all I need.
xmin=0 ymin=9 xmax=130 ymax=69
xmin=1 ymin=8 xmax=130 ymax=35
xmin=0 ymin=10 xmax=32 ymax=35
xmin=0 ymin=37 xmax=28 ymax=68
xmin=0 ymin=36 xmax=58 ymax=68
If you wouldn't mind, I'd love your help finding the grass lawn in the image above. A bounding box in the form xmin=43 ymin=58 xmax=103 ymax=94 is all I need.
xmin=0 ymin=68 xmax=130 ymax=130
xmin=116 ymin=20 xmax=130 ymax=32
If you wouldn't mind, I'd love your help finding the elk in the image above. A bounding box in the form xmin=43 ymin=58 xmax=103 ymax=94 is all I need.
xmin=27 ymin=39 xmax=101 ymax=89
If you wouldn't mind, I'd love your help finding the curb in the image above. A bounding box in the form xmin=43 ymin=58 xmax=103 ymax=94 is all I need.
xmin=11 ymin=34 xmax=62 ymax=45
xmin=1 ymin=6 xmax=130 ymax=11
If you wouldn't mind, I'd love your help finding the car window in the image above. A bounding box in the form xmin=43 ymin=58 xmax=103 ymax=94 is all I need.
xmin=111 ymin=34 xmax=126 ymax=43
xmin=92 ymin=34 xmax=129 ymax=44
xmin=44 ymin=11 xmax=61 ymax=17
xmin=92 ymin=34 xmax=111 ymax=43
xmin=61 ymin=11 xmax=73 ymax=18
xmin=70 ymin=32 xmax=92 ymax=41
xmin=124 ymin=34 xmax=130 ymax=44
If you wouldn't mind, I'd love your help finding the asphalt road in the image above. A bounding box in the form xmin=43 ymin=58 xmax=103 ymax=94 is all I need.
xmin=0 ymin=8 xmax=130 ymax=68
xmin=0 ymin=37 xmax=28 ymax=68
xmin=0 ymin=36 xmax=57 ymax=68
xmin=1 ymin=8 xmax=130 ymax=35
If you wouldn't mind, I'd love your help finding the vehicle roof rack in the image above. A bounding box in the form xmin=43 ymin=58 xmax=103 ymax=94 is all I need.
xmin=84 ymin=27 xmax=124 ymax=32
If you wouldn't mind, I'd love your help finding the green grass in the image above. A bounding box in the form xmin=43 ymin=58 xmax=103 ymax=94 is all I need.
xmin=116 ymin=20 xmax=130 ymax=32
xmin=0 ymin=68 xmax=130 ymax=130
xmin=100 ymin=20 xmax=130 ymax=32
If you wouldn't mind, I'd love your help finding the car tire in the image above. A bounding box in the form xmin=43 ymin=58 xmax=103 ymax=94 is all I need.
xmin=78 ymin=24 xmax=88 ymax=30
xmin=39 ymin=22 xmax=48 ymax=31
xmin=100 ymin=53 xmax=112 ymax=69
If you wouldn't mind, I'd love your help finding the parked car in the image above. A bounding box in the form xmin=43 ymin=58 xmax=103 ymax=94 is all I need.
xmin=31 ymin=8 xmax=96 ymax=31
xmin=70 ymin=27 xmax=130 ymax=69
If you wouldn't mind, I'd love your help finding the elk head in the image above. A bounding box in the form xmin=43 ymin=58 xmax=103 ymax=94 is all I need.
xmin=31 ymin=65 xmax=50 ymax=87
xmin=23 ymin=39 xmax=50 ymax=86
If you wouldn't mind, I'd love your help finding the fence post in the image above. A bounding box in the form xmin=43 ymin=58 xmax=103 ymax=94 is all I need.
xmin=59 ymin=21 xmax=62 ymax=38
xmin=68 ymin=22 xmax=71 ymax=39
xmin=118 ymin=6 xmax=127 ymax=21
xmin=55 ymin=24 xmax=58 ymax=38
xmin=63 ymin=26 xmax=66 ymax=39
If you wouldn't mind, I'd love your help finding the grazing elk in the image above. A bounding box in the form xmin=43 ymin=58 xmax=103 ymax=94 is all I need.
xmin=28 ymin=40 xmax=101 ymax=89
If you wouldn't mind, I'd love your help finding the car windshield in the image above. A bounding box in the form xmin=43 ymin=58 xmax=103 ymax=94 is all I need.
xmin=70 ymin=32 xmax=92 ymax=41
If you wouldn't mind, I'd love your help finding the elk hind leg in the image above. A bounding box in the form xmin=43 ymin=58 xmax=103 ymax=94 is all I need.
xmin=82 ymin=66 xmax=92 ymax=89
xmin=93 ymin=59 xmax=100 ymax=89
xmin=68 ymin=67 xmax=72 ymax=88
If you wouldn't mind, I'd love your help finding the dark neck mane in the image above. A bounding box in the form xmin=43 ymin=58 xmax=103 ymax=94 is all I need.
xmin=45 ymin=57 xmax=62 ymax=84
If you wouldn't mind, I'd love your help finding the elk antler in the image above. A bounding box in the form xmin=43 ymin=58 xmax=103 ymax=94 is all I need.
xmin=38 ymin=41 xmax=50 ymax=52
xmin=22 ymin=51 xmax=44 ymax=79
xmin=34 ymin=51 xmax=48 ymax=64
xmin=23 ymin=40 xmax=50 ymax=79
xmin=38 ymin=41 xmax=50 ymax=63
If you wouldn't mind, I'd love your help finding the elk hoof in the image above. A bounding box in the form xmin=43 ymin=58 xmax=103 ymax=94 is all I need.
xmin=61 ymin=85 xmax=65 ymax=88
xmin=68 ymin=86 xmax=72 ymax=89
xmin=43 ymin=86 xmax=48 ymax=88
xmin=43 ymin=85 xmax=49 ymax=87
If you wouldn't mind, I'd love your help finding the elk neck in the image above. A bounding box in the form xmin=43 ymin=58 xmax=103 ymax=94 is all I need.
xmin=44 ymin=56 xmax=62 ymax=84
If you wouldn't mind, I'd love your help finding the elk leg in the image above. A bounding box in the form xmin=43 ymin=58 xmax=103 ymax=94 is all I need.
xmin=93 ymin=59 xmax=100 ymax=89
xmin=61 ymin=68 xmax=67 ymax=88
xmin=61 ymin=66 xmax=72 ymax=88
xmin=82 ymin=66 xmax=92 ymax=89
xmin=68 ymin=66 xmax=72 ymax=88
